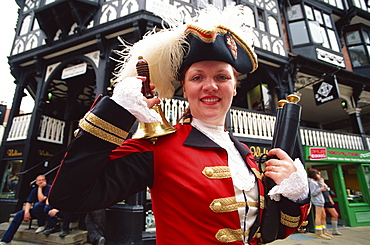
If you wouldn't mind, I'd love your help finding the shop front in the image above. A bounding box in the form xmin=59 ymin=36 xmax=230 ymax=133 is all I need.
xmin=303 ymin=146 xmax=370 ymax=227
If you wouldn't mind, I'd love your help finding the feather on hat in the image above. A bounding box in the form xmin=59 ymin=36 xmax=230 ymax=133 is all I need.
xmin=114 ymin=4 xmax=258 ymax=99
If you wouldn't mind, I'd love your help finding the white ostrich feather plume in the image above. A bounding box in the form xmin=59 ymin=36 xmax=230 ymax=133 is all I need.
xmin=113 ymin=4 xmax=255 ymax=99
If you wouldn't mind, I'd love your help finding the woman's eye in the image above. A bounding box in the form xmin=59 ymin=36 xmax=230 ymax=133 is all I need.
xmin=192 ymin=75 xmax=202 ymax=81
xmin=217 ymin=75 xmax=229 ymax=80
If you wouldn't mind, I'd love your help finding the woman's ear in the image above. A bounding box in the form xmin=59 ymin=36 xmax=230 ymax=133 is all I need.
xmin=183 ymin=88 xmax=188 ymax=98
xmin=233 ymin=90 xmax=237 ymax=96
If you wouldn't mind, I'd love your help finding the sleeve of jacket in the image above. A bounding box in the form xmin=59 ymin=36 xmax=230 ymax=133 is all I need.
xmin=276 ymin=195 xmax=311 ymax=239
xmin=49 ymin=96 xmax=154 ymax=213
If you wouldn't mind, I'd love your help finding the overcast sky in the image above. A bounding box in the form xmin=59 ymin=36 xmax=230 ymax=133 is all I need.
xmin=0 ymin=1 xmax=33 ymax=113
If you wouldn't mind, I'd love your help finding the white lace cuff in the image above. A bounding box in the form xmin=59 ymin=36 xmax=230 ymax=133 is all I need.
xmin=268 ymin=158 xmax=309 ymax=202
xmin=110 ymin=77 xmax=162 ymax=123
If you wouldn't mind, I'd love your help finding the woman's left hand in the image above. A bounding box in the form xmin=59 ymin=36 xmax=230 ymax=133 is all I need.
xmin=264 ymin=148 xmax=297 ymax=185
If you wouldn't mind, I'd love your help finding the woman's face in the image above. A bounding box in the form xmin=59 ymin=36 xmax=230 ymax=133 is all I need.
xmin=183 ymin=60 xmax=237 ymax=126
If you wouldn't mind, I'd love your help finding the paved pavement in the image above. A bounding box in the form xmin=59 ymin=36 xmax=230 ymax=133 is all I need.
xmin=4 ymin=226 xmax=370 ymax=244
xmin=271 ymin=225 xmax=370 ymax=245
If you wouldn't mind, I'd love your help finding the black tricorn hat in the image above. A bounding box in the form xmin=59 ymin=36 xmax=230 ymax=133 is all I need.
xmin=180 ymin=25 xmax=258 ymax=75
xmin=114 ymin=5 xmax=258 ymax=99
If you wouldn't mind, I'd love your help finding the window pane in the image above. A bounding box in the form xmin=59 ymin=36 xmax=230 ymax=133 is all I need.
xmin=287 ymin=4 xmax=303 ymax=21
xmin=323 ymin=14 xmax=332 ymax=28
xmin=346 ymin=31 xmax=362 ymax=45
xmin=348 ymin=45 xmax=369 ymax=67
xmin=0 ymin=161 xmax=22 ymax=198
xmin=268 ymin=16 xmax=280 ymax=36
xmin=247 ymin=84 xmax=271 ymax=113
xmin=335 ymin=0 xmax=344 ymax=9
xmin=328 ymin=29 xmax=340 ymax=52
xmin=314 ymin=9 xmax=323 ymax=24
xmin=305 ymin=5 xmax=314 ymax=20
xmin=320 ymin=27 xmax=330 ymax=48
xmin=342 ymin=164 xmax=364 ymax=203
xmin=289 ymin=21 xmax=309 ymax=45
xmin=365 ymin=31 xmax=370 ymax=44
xmin=309 ymin=21 xmax=323 ymax=44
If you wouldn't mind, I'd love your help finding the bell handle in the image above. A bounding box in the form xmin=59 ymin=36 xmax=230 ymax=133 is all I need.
xmin=136 ymin=56 xmax=154 ymax=99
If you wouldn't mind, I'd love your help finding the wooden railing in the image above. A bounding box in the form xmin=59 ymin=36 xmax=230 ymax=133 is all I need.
xmin=6 ymin=99 xmax=370 ymax=150
xmin=37 ymin=115 xmax=65 ymax=144
xmin=7 ymin=114 xmax=32 ymax=141
xmin=230 ymin=108 xmax=276 ymax=140
xmin=163 ymin=98 xmax=276 ymax=140
xmin=161 ymin=98 xmax=189 ymax=125
xmin=366 ymin=137 xmax=370 ymax=150
xmin=7 ymin=114 xmax=65 ymax=144
xmin=300 ymin=127 xmax=365 ymax=150
xmin=163 ymin=99 xmax=369 ymax=150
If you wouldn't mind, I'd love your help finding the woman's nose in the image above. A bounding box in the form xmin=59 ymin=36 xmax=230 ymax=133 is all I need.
xmin=202 ymin=79 xmax=218 ymax=91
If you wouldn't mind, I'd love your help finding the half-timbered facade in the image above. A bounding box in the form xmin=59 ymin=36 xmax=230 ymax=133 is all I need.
xmin=1 ymin=0 xmax=370 ymax=242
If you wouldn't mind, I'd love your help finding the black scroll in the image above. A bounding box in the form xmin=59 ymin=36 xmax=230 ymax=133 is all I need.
xmin=259 ymin=100 xmax=301 ymax=243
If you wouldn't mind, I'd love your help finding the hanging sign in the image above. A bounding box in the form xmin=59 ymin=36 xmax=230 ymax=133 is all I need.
xmin=313 ymin=75 xmax=340 ymax=106
xmin=61 ymin=63 xmax=87 ymax=79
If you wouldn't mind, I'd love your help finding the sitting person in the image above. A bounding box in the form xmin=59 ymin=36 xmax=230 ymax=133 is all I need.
xmin=0 ymin=175 xmax=50 ymax=244
xmin=85 ymin=209 xmax=106 ymax=245
xmin=43 ymin=201 xmax=72 ymax=237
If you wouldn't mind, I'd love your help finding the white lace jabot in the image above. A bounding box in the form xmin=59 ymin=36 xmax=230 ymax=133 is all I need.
xmin=191 ymin=118 xmax=255 ymax=191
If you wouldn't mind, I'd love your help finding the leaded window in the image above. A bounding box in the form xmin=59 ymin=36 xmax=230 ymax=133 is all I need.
xmin=346 ymin=28 xmax=370 ymax=67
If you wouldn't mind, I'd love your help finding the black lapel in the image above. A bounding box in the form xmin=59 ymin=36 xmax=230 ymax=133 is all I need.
xmin=183 ymin=127 xmax=222 ymax=148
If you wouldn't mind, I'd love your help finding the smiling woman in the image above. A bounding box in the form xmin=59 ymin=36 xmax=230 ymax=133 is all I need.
xmin=49 ymin=5 xmax=310 ymax=245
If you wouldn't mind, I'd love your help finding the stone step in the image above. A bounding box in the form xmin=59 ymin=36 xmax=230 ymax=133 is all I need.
xmin=0 ymin=222 xmax=87 ymax=245
xmin=9 ymin=213 xmax=79 ymax=230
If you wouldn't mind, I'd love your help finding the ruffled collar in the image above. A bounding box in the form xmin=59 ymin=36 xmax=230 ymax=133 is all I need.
xmin=191 ymin=118 xmax=255 ymax=191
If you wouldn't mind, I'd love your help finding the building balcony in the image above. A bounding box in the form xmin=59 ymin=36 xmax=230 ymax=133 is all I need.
xmin=6 ymin=98 xmax=369 ymax=151
xmin=7 ymin=114 xmax=65 ymax=144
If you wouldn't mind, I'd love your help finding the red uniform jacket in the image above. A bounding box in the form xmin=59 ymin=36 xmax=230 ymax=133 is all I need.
xmin=49 ymin=96 xmax=310 ymax=244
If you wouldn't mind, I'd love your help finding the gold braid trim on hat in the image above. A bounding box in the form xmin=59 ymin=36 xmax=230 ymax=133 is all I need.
xmin=184 ymin=24 xmax=258 ymax=73
xmin=217 ymin=26 xmax=258 ymax=73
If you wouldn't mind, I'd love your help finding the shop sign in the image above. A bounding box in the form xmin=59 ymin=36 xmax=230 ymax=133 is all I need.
xmin=308 ymin=147 xmax=327 ymax=160
xmin=6 ymin=149 xmax=22 ymax=157
xmin=249 ymin=145 xmax=270 ymax=158
xmin=313 ymin=75 xmax=340 ymax=106
xmin=38 ymin=149 xmax=54 ymax=157
xmin=304 ymin=146 xmax=370 ymax=162
xmin=61 ymin=63 xmax=87 ymax=79
xmin=4 ymin=145 xmax=24 ymax=158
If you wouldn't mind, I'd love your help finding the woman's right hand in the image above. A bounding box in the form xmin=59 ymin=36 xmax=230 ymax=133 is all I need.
xmin=111 ymin=76 xmax=162 ymax=123
xmin=139 ymin=78 xmax=160 ymax=108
